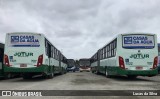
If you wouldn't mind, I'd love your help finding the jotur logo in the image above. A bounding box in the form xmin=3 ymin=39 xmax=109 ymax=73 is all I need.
xmin=14 ymin=52 xmax=33 ymax=57
xmin=130 ymin=53 xmax=149 ymax=59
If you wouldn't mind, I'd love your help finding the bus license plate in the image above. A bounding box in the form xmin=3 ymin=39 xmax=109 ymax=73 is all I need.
xmin=20 ymin=64 xmax=27 ymax=67
xmin=136 ymin=66 xmax=143 ymax=70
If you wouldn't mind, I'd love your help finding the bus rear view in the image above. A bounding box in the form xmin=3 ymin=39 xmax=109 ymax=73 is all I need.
xmin=4 ymin=33 xmax=44 ymax=78
xmin=118 ymin=34 xmax=158 ymax=77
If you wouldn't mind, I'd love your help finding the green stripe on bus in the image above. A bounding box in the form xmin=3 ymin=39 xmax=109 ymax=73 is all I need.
xmin=106 ymin=66 xmax=158 ymax=76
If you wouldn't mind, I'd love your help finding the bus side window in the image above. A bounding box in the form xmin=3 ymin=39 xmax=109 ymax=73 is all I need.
xmin=45 ymin=39 xmax=51 ymax=58
xmin=0 ymin=48 xmax=3 ymax=62
xmin=55 ymin=49 xmax=57 ymax=60
xmin=48 ymin=43 xmax=51 ymax=58
xmin=57 ymin=50 xmax=59 ymax=60
xmin=51 ymin=46 xmax=53 ymax=58
xmin=103 ymin=47 xmax=106 ymax=59
xmin=113 ymin=39 xmax=117 ymax=56
xmin=45 ymin=40 xmax=48 ymax=56
xmin=61 ymin=55 xmax=63 ymax=61
xmin=101 ymin=49 xmax=102 ymax=59
xmin=53 ymin=47 xmax=55 ymax=58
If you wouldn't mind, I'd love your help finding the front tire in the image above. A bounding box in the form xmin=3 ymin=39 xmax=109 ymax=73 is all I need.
xmin=127 ymin=75 xmax=137 ymax=79
xmin=105 ymin=68 xmax=111 ymax=78
xmin=48 ymin=72 xmax=54 ymax=79
xmin=4 ymin=73 xmax=12 ymax=79
xmin=22 ymin=74 xmax=32 ymax=79
xmin=95 ymin=70 xmax=100 ymax=75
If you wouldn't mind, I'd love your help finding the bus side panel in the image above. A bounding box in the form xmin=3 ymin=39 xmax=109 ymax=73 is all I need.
xmin=100 ymin=57 xmax=117 ymax=75
xmin=52 ymin=59 xmax=60 ymax=74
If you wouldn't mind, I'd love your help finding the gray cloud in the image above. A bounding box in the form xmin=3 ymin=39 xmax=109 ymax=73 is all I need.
xmin=0 ymin=0 xmax=160 ymax=59
xmin=55 ymin=29 xmax=82 ymax=38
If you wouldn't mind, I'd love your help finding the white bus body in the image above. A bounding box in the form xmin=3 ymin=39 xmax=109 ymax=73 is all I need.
xmin=4 ymin=32 xmax=67 ymax=79
xmin=91 ymin=33 xmax=158 ymax=78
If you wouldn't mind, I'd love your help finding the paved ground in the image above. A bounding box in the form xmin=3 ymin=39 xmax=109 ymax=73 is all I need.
xmin=0 ymin=72 xmax=160 ymax=99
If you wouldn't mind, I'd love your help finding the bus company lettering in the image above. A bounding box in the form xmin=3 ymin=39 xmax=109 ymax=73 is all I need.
xmin=11 ymin=35 xmax=39 ymax=43
xmin=124 ymin=36 xmax=153 ymax=44
xmin=130 ymin=53 xmax=149 ymax=59
xmin=132 ymin=36 xmax=147 ymax=40
xmin=132 ymin=40 xmax=152 ymax=44
xmin=14 ymin=52 xmax=33 ymax=57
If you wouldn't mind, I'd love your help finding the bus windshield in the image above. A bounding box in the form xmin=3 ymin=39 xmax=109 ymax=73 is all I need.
xmin=8 ymin=34 xmax=41 ymax=47
xmin=67 ymin=59 xmax=75 ymax=67
xmin=122 ymin=34 xmax=155 ymax=49
xmin=79 ymin=60 xmax=90 ymax=66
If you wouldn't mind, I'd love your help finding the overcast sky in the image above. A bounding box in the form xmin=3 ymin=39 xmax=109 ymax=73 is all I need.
xmin=0 ymin=0 xmax=160 ymax=59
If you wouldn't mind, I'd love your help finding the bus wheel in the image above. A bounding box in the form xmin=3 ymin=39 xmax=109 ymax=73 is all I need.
xmin=48 ymin=72 xmax=54 ymax=79
xmin=64 ymin=70 xmax=67 ymax=74
xmin=5 ymin=73 xmax=12 ymax=79
xmin=105 ymin=69 xmax=111 ymax=78
xmin=95 ymin=70 xmax=100 ymax=75
xmin=42 ymin=73 xmax=48 ymax=79
xmin=127 ymin=75 xmax=137 ymax=79
xmin=60 ymin=70 xmax=64 ymax=75
xmin=22 ymin=74 xmax=32 ymax=79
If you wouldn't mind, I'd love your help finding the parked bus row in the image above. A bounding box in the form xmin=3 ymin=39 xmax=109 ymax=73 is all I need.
xmin=90 ymin=33 xmax=159 ymax=78
xmin=1 ymin=33 xmax=160 ymax=80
